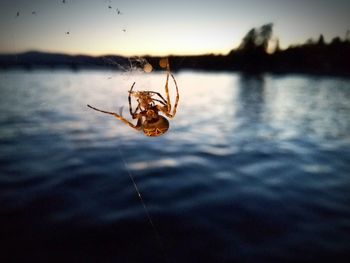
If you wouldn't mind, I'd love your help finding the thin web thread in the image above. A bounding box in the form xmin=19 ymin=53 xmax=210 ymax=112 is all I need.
xmin=116 ymin=143 xmax=171 ymax=263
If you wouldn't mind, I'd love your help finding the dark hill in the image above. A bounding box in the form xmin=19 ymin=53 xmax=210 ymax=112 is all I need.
xmin=1 ymin=24 xmax=350 ymax=76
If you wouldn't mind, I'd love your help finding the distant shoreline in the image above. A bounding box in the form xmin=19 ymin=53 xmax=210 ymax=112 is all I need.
xmin=1 ymin=24 xmax=349 ymax=77
xmin=1 ymin=50 xmax=349 ymax=78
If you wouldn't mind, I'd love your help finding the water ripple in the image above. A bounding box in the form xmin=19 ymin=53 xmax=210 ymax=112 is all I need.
xmin=1 ymin=71 xmax=350 ymax=262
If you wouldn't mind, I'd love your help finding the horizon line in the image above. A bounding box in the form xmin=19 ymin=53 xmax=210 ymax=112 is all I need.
xmin=1 ymin=30 xmax=348 ymax=58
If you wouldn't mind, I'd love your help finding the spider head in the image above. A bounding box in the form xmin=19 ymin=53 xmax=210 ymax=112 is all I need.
xmin=145 ymin=109 xmax=157 ymax=119
xmin=142 ymin=115 xmax=169 ymax=137
xmin=131 ymin=91 xmax=154 ymax=109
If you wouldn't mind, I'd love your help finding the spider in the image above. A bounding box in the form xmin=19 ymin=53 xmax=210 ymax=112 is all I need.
xmin=87 ymin=69 xmax=179 ymax=137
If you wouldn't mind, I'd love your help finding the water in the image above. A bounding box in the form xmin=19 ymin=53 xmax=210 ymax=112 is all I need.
xmin=1 ymin=70 xmax=350 ymax=262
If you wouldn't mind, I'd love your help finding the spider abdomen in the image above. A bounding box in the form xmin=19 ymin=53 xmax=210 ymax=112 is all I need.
xmin=143 ymin=116 xmax=169 ymax=137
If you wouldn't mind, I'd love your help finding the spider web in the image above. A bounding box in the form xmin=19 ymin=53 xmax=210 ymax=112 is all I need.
xmin=99 ymin=56 xmax=155 ymax=117
xmin=7 ymin=2 xmax=172 ymax=260
xmin=104 ymin=56 xmax=171 ymax=261
xmin=87 ymin=11 xmax=172 ymax=262
xmin=101 ymin=56 xmax=174 ymax=119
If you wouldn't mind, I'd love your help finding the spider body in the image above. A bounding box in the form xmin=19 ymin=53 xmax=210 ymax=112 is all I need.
xmin=142 ymin=113 xmax=169 ymax=137
xmin=88 ymin=69 xmax=179 ymax=137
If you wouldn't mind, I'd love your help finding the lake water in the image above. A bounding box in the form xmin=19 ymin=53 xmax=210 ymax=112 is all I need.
xmin=1 ymin=69 xmax=350 ymax=262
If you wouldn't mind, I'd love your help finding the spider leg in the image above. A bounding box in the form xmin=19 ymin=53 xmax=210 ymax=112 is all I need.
xmin=149 ymin=91 xmax=168 ymax=105
xmin=170 ymin=73 xmax=179 ymax=117
xmin=128 ymin=82 xmax=136 ymax=116
xmin=87 ymin=104 xmax=142 ymax=130
xmin=157 ymin=73 xmax=179 ymax=119
xmin=164 ymin=69 xmax=171 ymax=113
xmin=152 ymin=98 xmax=166 ymax=106
xmin=132 ymin=105 xmax=140 ymax=117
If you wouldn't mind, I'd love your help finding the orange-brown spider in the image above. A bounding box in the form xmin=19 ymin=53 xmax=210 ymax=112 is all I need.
xmin=87 ymin=70 xmax=179 ymax=137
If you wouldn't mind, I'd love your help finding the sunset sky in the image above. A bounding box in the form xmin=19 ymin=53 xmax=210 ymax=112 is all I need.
xmin=0 ymin=0 xmax=349 ymax=56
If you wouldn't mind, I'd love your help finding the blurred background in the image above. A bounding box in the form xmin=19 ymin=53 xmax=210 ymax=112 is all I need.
xmin=1 ymin=1 xmax=350 ymax=262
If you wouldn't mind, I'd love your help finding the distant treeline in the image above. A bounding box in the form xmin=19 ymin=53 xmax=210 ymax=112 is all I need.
xmin=1 ymin=24 xmax=349 ymax=76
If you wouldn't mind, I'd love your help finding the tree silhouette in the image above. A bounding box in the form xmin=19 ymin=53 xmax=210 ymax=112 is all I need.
xmin=1 ymin=23 xmax=349 ymax=76
xmin=238 ymin=23 xmax=273 ymax=54
xmin=317 ymin=34 xmax=325 ymax=45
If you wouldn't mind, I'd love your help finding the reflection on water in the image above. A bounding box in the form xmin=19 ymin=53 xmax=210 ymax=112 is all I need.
xmin=0 ymin=70 xmax=350 ymax=262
